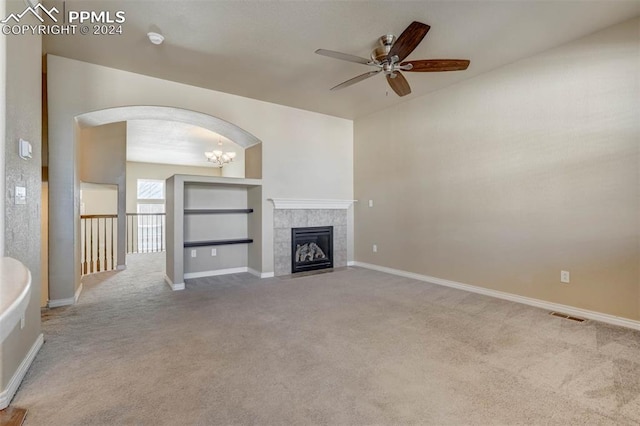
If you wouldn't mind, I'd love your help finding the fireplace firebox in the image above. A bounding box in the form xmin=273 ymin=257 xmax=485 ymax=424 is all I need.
xmin=291 ymin=226 xmax=333 ymax=273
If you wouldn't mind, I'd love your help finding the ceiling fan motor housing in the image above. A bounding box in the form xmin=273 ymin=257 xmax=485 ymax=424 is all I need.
xmin=371 ymin=34 xmax=396 ymax=63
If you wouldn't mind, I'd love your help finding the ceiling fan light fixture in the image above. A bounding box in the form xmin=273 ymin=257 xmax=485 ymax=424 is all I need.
xmin=147 ymin=32 xmax=165 ymax=45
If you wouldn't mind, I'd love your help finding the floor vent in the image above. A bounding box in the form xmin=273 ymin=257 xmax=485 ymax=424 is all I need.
xmin=549 ymin=311 xmax=587 ymax=323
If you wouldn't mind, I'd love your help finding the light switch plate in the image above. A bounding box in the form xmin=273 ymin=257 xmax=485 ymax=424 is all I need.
xmin=15 ymin=186 xmax=26 ymax=205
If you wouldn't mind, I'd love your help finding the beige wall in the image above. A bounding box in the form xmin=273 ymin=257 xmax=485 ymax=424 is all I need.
xmin=47 ymin=55 xmax=353 ymax=296
xmin=245 ymin=144 xmax=262 ymax=179
xmin=41 ymin=183 xmax=48 ymax=307
xmin=80 ymin=122 xmax=126 ymax=186
xmin=220 ymin=148 xmax=245 ymax=178
xmin=79 ymin=122 xmax=127 ymax=271
xmin=0 ymin=0 xmax=5 ymax=258
xmin=126 ymin=161 xmax=220 ymax=213
xmin=80 ymin=184 xmax=118 ymax=215
xmin=1 ymin=0 xmax=43 ymax=392
xmin=354 ymin=18 xmax=640 ymax=320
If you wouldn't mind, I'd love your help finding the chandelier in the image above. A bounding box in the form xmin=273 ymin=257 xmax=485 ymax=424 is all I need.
xmin=205 ymin=136 xmax=236 ymax=167
xmin=204 ymin=149 xmax=236 ymax=167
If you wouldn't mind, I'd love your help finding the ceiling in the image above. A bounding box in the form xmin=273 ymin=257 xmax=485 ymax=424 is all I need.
xmin=43 ymin=1 xmax=640 ymax=120
xmin=126 ymin=120 xmax=240 ymax=167
xmin=45 ymin=1 xmax=639 ymax=167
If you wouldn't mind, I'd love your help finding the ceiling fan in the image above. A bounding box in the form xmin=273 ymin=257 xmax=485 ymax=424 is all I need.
xmin=315 ymin=21 xmax=470 ymax=97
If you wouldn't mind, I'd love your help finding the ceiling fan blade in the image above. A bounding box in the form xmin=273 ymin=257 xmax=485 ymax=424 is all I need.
xmin=386 ymin=72 xmax=411 ymax=97
xmin=402 ymin=59 xmax=470 ymax=72
xmin=387 ymin=21 xmax=430 ymax=63
xmin=331 ymin=70 xmax=381 ymax=91
xmin=315 ymin=49 xmax=371 ymax=65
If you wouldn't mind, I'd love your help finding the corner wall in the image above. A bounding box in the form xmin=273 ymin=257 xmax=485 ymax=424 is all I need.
xmin=1 ymin=0 xmax=43 ymax=395
xmin=78 ymin=122 xmax=127 ymax=271
xmin=0 ymin=0 xmax=5 ymax=259
xmin=354 ymin=18 xmax=640 ymax=320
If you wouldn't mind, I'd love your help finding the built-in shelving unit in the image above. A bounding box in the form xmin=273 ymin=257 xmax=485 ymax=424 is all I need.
xmin=165 ymin=175 xmax=262 ymax=290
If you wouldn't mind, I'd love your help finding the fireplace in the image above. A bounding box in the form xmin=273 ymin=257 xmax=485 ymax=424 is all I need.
xmin=291 ymin=226 xmax=333 ymax=273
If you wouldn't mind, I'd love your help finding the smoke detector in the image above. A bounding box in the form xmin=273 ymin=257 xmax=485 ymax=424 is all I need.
xmin=147 ymin=32 xmax=165 ymax=45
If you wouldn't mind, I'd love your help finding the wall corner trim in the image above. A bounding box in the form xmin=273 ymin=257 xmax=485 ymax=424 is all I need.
xmin=353 ymin=262 xmax=640 ymax=331
xmin=248 ymin=268 xmax=274 ymax=279
xmin=0 ymin=333 xmax=44 ymax=409
xmin=164 ymin=275 xmax=184 ymax=291
xmin=74 ymin=283 xmax=83 ymax=303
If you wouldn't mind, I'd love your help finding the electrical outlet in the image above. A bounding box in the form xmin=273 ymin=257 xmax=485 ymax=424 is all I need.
xmin=373 ymin=244 xmax=377 ymax=253
xmin=368 ymin=199 xmax=374 ymax=207
xmin=191 ymin=249 xmax=197 ymax=258
xmin=211 ymin=248 xmax=217 ymax=256
xmin=560 ymin=270 xmax=570 ymax=283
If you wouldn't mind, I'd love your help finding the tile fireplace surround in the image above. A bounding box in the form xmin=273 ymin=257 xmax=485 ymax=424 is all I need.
xmin=271 ymin=199 xmax=355 ymax=276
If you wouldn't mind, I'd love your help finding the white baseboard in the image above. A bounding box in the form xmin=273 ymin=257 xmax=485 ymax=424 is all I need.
xmin=49 ymin=283 xmax=84 ymax=308
xmin=347 ymin=261 xmax=355 ymax=266
xmin=184 ymin=267 xmax=249 ymax=279
xmin=164 ymin=275 xmax=185 ymax=291
xmin=74 ymin=282 xmax=83 ymax=303
xmin=48 ymin=296 xmax=75 ymax=308
xmin=248 ymin=268 xmax=274 ymax=278
xmin=0 ymin=333 xmax=43 ymax=409
xmin=353 ymin=262 xmax=640 ymax=331
xmin=169 ymin=268 xmax=273 ymax=289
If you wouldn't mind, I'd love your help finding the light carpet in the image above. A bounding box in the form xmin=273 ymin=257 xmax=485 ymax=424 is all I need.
xmin=12 ymin=253 xmax=640 ymax=425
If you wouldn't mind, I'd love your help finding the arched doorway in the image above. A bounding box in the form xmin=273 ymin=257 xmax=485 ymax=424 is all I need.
xmin=48 ymin=106 xmax=262 ymax=306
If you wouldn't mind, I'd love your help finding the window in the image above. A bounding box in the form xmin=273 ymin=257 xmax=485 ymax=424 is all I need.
xmin=134 ymin=179 xmax=165 ymax=253
xmin=136 ymin=179 xmax=165 ymax=214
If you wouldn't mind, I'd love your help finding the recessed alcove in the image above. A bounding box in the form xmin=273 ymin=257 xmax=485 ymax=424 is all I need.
xmin=165 ymin=175 xmax=262 ymax=290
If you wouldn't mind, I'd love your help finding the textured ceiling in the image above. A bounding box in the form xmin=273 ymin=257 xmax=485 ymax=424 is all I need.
xmin=43 ymin=1 xmax=640 ymax=120
xmin=126 ymin=120 xmax=240 ymax=167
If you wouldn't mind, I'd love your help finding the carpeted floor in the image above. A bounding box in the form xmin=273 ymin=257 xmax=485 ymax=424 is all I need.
xmin=12 ymin=253 xmax=640 ymax=425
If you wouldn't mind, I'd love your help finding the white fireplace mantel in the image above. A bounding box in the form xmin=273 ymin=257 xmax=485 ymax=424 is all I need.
xmin=270 ymin=198 xmax=357 ymax=210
